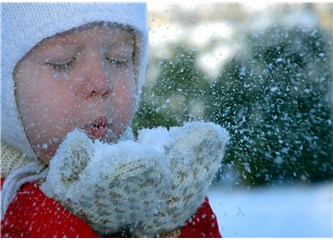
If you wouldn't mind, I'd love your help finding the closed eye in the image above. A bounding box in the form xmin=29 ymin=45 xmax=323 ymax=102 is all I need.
xmin=45 ymin=57 xmax=76 ymax=72
xmin=106 ymin=57 xmax=129 ymax=67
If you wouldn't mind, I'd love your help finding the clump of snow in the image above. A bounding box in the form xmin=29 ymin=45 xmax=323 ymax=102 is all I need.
xmin=41 ymin=128 xmax=171 ymax=234
xmin=132 ymin=121 xmax=229 ymax=236
xmin=41 ymin=121 xmax=229 ymax=237
xmin=137 ymin=126 xmax=172 ymax=155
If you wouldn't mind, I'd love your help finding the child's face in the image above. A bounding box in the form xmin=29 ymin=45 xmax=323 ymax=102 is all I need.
xmin=14 ymin=23 xmax=137 ymax=163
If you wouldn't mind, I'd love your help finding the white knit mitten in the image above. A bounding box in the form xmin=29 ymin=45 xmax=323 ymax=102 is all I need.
xmin=40 ymin=129 xmax=172 ymax=235
xmin=133 ymin=121 xmax=229 ymax=237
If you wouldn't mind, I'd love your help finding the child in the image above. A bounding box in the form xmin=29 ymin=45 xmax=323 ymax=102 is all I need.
xmin=1 ymin=2 xmax=228 ymax=238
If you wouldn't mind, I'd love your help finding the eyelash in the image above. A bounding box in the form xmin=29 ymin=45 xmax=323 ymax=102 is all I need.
xmin=106 ymin=57 xmax=129 ymax=68
xmin=46 ymin=56 xmax=129 ymax=72
xmin=46 ymin=58 xmax=76 ymax=72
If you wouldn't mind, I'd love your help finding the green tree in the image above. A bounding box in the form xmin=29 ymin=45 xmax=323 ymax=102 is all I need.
xmin=133 ymin=25 xmax=333 ymax=186
xmin=206 ymin=26 xmax=333 ymax=186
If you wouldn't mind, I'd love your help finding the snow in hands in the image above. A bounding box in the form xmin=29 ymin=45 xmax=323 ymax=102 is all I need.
xmin=41 ymin=121 xmax=229 ymax=237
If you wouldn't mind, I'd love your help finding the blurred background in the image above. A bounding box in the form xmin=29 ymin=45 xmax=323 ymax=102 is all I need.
xmin=132 ymin=2 xmax=332 ymax=237
xmin=134 ymin=2 xmax=332 ymax=187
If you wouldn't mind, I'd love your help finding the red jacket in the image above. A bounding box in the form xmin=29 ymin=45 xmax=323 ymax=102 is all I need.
xmin=1 ymin=179 xmax=221 ymax=238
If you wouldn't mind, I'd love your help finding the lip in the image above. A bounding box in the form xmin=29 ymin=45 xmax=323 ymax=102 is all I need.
xmin=83 ymin=116 xmax=112 ymax=141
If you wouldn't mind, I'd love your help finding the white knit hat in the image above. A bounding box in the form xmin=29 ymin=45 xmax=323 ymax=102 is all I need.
xmin=1 ymin=2 xmax=148 ymax=160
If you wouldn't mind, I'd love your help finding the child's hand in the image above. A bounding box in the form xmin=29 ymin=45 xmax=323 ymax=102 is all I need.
xmin=41 ymin=129 xmax=172 ymax=235
xmin=40 ymin=121 xmax=228 ymax=237
xmin=132 ymin=122 xmax=229 ymax=237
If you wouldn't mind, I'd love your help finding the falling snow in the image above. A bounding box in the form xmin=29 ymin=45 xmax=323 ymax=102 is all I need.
xmin=2 ymin=2 xmax=332 ymax=238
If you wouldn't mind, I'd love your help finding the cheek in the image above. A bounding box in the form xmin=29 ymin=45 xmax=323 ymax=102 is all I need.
xmin=16 ymin=70 xmax=81 ymax=162
xmin=112 ymin=71 xmax=136 ymax=125
xmin=20 ymin=73 xmax=71 ymax=125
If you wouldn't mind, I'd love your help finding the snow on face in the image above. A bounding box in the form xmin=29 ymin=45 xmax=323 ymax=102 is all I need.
xmin=14 ymin=23 xmax=137 ymax=163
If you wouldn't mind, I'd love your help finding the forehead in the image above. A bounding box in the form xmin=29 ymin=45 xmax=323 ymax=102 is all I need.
xmin=38 ymin=22 xmax=135 ymax=50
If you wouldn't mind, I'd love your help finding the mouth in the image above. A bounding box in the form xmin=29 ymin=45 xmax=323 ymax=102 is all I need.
xmin=83 ymin=116 xmax=113 ymax=141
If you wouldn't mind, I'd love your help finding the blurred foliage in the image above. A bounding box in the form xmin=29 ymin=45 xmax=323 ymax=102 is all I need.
xmin=133 ymin=25 xmax=333 ymax=187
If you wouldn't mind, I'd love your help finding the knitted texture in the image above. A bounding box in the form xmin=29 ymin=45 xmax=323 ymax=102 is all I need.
xmin=0 ymin=127 xmax=134 ymax=221
xmin=40 ymin=121 xmax=228 ymax=237
xmin=1 ymin=2 xmax=148 ymax=161
xmin=1 ymin=183 xmax=221 ymax=237
xmin=1 ymin=142 xmax=34 ymax=178
xmin=133 ymin=121 xmax=229 ymax=236
xmin=40 ymin=129 xmax=172 ymax=235
xmin=160 ymin=228 xmax=182 ymax=238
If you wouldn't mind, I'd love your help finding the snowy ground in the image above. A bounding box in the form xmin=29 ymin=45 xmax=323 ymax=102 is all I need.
xmin=208 ymin=182 xmax=333 ymax=238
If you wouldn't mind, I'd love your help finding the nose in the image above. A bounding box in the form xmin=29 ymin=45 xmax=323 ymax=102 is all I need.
xmin=79 ymin=57 xmax=112 ymax=98
xmin=85 ymin=74 xmax=111 ymax=98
